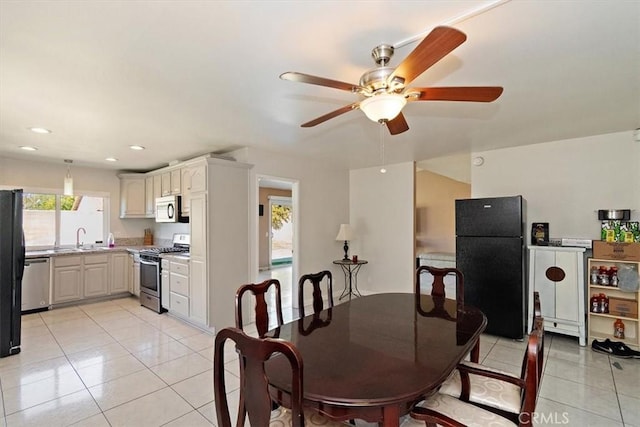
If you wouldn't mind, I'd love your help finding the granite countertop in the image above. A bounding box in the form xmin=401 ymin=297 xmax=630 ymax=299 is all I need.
xmin=25 ymin=246 xmax=157 ymax=258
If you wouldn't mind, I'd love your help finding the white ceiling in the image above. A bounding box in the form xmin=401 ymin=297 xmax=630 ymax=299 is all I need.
xmin=1 ymin=1 xmax=638 ymax=173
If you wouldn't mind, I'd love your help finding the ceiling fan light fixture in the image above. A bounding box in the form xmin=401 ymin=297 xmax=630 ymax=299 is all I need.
xmin=360 ymin=93 xmax=407 ymax=123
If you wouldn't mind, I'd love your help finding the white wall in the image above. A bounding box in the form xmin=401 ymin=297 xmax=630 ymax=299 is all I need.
xmin=229 ymin=147 xmax=350 ymax=304
xmin=471 ymin=131 xmax=640 ymax=241
xmin=0 ymin=156 xmax=153 ymax=241
xmin=350 ymin=162 xmax=415 ymax=294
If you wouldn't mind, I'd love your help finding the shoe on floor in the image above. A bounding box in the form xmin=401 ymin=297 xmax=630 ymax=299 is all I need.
xmin=592 ymin=339 xmax=640 ymax=359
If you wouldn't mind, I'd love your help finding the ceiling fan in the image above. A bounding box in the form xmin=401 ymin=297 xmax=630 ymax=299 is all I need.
xmin=280 ymin=26 xmax=503 ymax=135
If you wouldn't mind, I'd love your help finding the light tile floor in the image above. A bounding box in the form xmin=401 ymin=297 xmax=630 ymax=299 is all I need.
xmin=1 ymin=293 xmax=639 ymax=426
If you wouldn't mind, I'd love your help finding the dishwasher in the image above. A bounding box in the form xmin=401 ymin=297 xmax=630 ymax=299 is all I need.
xmin=22 ymin=258 xmax=51 ymax=313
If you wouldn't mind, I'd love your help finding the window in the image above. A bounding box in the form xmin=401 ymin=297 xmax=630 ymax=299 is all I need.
xmin=23 ymin=192 xmax=107 ymax=249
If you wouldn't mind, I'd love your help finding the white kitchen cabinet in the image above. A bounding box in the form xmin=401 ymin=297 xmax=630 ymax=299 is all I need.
xmin=180 ymin=163 xmax=206 ymax=217
xmin=189 ymin=191 xmax=207 ymax=326
xmin=153 ymin=174 xmax=162 ymax=205
xmin=52 ymin=256 xmax=82 ymax=303
xmin=161 ymin=172 xmax=171 ymax=196
xmin=528 ymin=246 xmax=586 ymax=345
xmin=161 ymin=258 xmax=170 ymax=310
xmin=110 ymin=252 xmax=129 ymax=294
xmin=189 ymin=164 xmax=206 ymax=193
xmin=181 ymin=167 xmax=192 ymax=216
xmin=194 ymin=158 xmax=251 ymax=331
xmin=160 ymin=169 xmax=182 ymax=197
xmin=118 ymin=174 xmax=146 ymax=218
xmin=170 ymin=169 xmax=181 ymax=195
xmin=164 ymin=254 xmax=197 ymax=322
xmin=128 ymin=253 xmax=140 ymax=296
xmin=83 ymin=254 xmax=109 ymax=298
xmin=190 ymin=258 xmax=207 ymax=325
xmin=144 ymin=176 xmax=155 ymax=218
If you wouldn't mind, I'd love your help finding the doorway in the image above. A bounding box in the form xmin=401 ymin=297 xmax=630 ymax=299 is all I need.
xmin=257 ymin=176 xmax=297 ymax=319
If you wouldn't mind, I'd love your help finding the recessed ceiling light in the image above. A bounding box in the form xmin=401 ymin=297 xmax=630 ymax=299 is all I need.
xmin=129 ymin=145 xmax=145 ymax=150
xmin=20 ymin=146 xmax=38 ymax=151
xmin=105 ymin=157 xmax=118 ymax=162
xmin=29 ymin=127 xmax=51 ymax=134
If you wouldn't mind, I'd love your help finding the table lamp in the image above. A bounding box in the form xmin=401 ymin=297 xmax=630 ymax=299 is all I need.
xmin=335 ymin=224 xmax=354 ymax=261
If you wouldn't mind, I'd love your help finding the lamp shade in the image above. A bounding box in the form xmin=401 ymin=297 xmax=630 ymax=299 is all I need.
xmin=335 ymin=224 xmax=354 ymax=241
xmin=359 ymin=93 xmax=407 ymax=122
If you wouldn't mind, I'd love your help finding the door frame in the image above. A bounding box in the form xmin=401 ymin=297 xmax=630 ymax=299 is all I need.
xmin=251 ymin=174 xmax=300 ymax=309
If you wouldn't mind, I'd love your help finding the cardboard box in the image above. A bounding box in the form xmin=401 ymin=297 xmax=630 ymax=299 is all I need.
xmin=609 ymin=297 xmax=638 ymax=319
xmin=592 ymin=241 xmax=640 ymax=262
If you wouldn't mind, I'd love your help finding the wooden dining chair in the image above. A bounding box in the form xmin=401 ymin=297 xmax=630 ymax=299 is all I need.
xmin=235 ymin=279 xmax=285 ymax=426
xmin=298 ymin=270 xmax=333 ymax=318
xmin=235 ymin=279 xmax=284 ymax=338
xmin=214 ymin=327 xmax=346 ymax=427
xmin=415 ymin=265 xmax=479 ymax=362
xmin=422 ymin=317 xmax=545 ymax=425
xmin=403 ymin=317 xmax=544 ymax=427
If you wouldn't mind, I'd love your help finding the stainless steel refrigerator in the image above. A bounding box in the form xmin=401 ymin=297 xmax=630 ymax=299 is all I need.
xmin=455 ymin=195 xmax=526 ymax=339
xmin=0 ymin=189 xmax=25 ymax=357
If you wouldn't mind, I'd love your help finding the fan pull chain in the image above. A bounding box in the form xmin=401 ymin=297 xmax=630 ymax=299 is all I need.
xmin=379 ymin=122 xmax=387 ymax=174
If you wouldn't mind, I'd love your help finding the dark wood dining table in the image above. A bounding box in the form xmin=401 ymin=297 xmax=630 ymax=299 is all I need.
xmin=265 ymin=293 xmax=487 ymax=426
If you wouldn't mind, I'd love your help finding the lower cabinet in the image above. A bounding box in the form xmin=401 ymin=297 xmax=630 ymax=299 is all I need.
xmin=128 ymin=253 xmax=140 ymax=296
xmin=84 ymin=254 xmax=109 ymax=298
xmin=52 ymin=256 xmax=83 ymax=304
xmin=164 ymin=254 xmax=207 ymax=327
xmin=52 ymin=251 xmax=134 ymax=305
xmin=168 ymin=256 xmax=190 ymax=317
xmin=110 ymin=253 xmax=129 ymax=294
xmin=190 ymin=258 xmax=207 ymax=325
xmin=528 ymin=246 xmax=586 ymax=345
xmin=161 ymin=258 xmax=170 ymax=310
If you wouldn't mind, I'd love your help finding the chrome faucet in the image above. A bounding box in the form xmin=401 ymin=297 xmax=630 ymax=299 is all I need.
xmin=76 ymin=227 xmax=86 ymax=248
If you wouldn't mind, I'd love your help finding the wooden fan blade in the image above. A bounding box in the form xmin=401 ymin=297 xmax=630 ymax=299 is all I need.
xmin=301 ymin=103 xmax=360 ymax=127
xmin=280 ymin=72 xmax=361 ymax=93
xmin=386 ymin=113 xmax=409 ymax=135
xmin=413 ymin=86 xmax=504 ymax=102
xmin=389 ymin=26 xmax=466 ymax=86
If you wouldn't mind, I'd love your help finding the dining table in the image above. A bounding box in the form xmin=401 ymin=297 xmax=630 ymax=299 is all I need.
xmin=265 ymin=292 xmax=487 ymax=426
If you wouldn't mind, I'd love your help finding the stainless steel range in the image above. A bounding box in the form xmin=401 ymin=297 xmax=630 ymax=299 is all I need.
xmin=139 ymin=233 xmax=189 ymax=313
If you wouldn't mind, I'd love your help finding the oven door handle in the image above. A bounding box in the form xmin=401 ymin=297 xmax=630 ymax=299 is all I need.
xmin=140 ymin=259 xmax=159 ymax=267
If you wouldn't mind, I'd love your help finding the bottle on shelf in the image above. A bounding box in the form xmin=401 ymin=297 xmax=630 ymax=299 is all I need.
xmin=599 ymin=293 xmax=609 ymax=314
xmin=590 ymin=266 xmax=599 ymax=284
xmin=614 ymin=318 xmax=625 ymax=339
xmin=590 ymin=294 xmax=600 ymax=313
xmin=610 ymin=267 xmax=619 ymax=287
xmin=598 ymin=266 xmax=610 ymax=285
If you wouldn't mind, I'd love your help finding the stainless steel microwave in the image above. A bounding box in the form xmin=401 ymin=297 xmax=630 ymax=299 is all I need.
xmin=155 ymin=195 xmax=187 ymax=223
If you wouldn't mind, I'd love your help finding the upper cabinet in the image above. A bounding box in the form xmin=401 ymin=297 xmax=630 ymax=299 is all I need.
xmin=144 ymin=176 xmax=155 ymax=218
xmin=160 ymin=170 xmax=182 ymax=197
xmin=170 ymin=169 xmax=181 ymax=195
xmin=119 ymin=174 xmax=146 ymax=218
xmin=119 ymin=155 xmax=216 ymax=220
xmin=181 ymin=163 xmax=207 ymax=216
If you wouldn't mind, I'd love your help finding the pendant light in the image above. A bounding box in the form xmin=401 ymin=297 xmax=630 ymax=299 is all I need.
xmin=63 ymin=159 xmax=73 ymax=196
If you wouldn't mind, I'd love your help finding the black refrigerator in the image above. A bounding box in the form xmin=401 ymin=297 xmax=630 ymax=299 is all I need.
xmin=0 ymin=189 xmax=25 ymax=357
xmin=455 ymin=195 xmax=526 ymax=340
